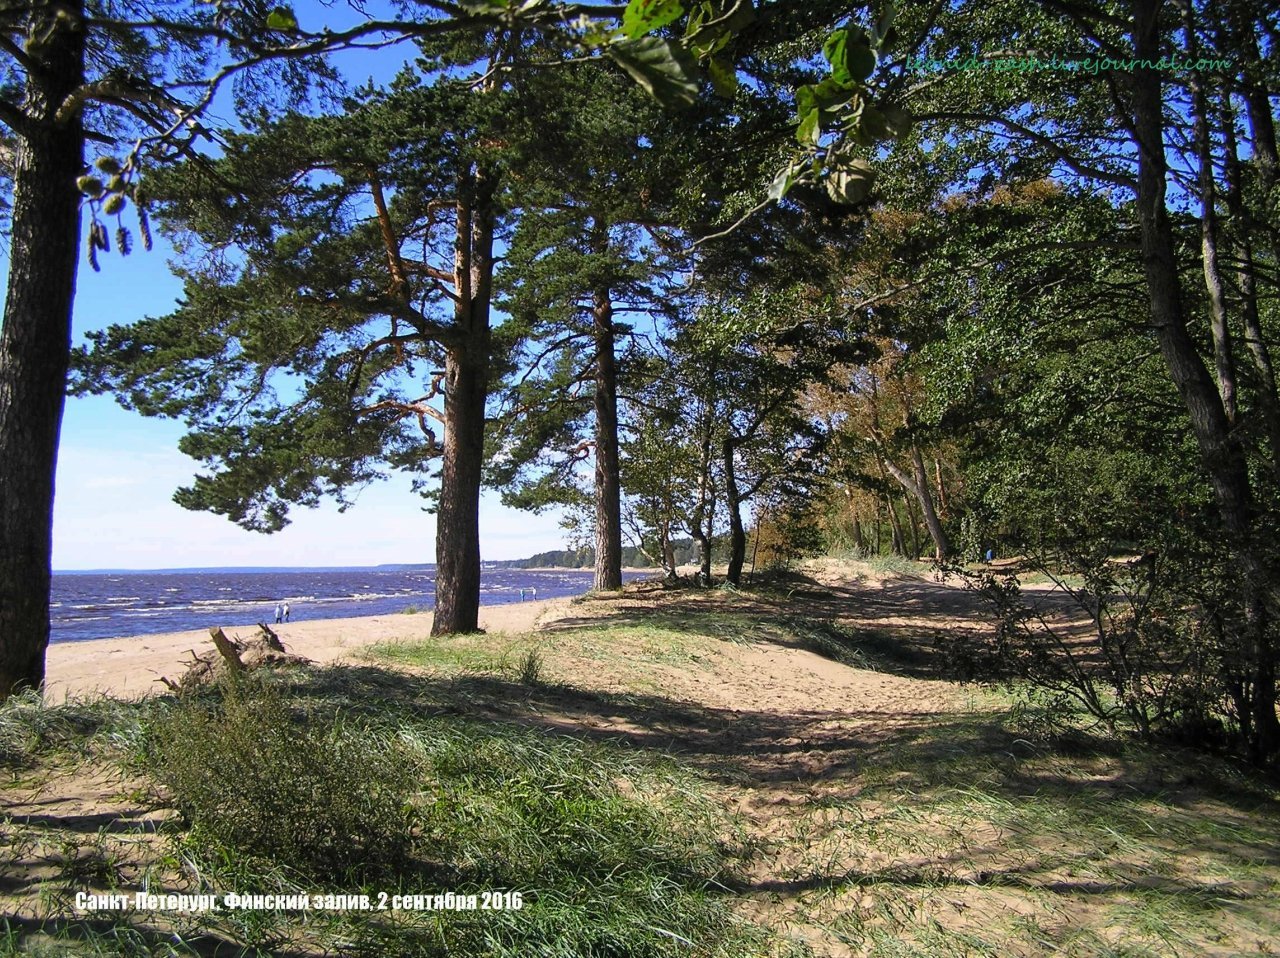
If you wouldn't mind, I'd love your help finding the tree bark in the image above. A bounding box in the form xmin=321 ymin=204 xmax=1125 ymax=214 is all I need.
xmin=723 ymin=438 xmax=747 ymax=585
xmin=881 ymin=447 xmax=952 ymax=560
xmin=1131 ymin=0 xmax=1278 ymax=761
xmin=902 ymin=493 xmax=921 ymax=560
xmin=887 ymin=495 xmax=905 ymax=556
xmin=1218 ymin=49 xmax=1280 ymax=480
xmin=661 ymin=519 xmax=676 ymax=580
xmin=1182 ymin=9 xmax=1236 ymax=423
xmin=690 ymin=390 xmax=717 ymax=586
xmin=592 ymin=286 xmax=623 ymax=591
xmin=0 ymin=3 xmax=85 ymax=697
xmin=432 ymin=169 xmax=495 ymax=636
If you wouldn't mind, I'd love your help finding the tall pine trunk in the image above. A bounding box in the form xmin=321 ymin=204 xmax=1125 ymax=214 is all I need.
xmin=433 ymin=170 xmax=494 ymax=636
xmin=1131 ymin=0 xmax=1278 ymax=761
xmin=592 ymin=287 xmax=622 ymax=591
xmin=0 ymin=3 xmax=85 ymax=697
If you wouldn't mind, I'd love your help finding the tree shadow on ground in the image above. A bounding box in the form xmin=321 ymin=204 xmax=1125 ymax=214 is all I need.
xmin=542 ymin=578 xmax=995 ymax=680
xmin=283 ymin=663 xmax=1280 ymax=831
xmin=271 ymin=662 xmax=1280 ymax=914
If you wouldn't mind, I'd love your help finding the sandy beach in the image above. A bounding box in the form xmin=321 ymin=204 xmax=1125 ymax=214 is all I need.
xmin=43 ymin=596 xmax=575 ymax=701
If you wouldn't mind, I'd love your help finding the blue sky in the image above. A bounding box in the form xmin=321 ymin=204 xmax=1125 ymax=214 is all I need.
xmin=8 ymin=4 xmax=577 ymax=571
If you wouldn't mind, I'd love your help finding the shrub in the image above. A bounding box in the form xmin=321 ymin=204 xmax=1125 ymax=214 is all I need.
xmin=143 ymin=678 xmax=415 ymax=880
xmin=948 ymin=548 xmax=1233 ymax=749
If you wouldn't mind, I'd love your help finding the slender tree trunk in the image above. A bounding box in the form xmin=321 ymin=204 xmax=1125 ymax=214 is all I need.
xmin=914 ymin=445 xmax=950 ymax=560
xmin=592 ymin=286 xmax=622 ymax=591
xmin=1132 ymin=0 xmax=1278 ymax=761
xmin=934 ymin=458 xmax=950 ymax=515
xmin=1219 ymin=60 xmax=1280 ymax=479
xmin=693 ymin=525 xmax=713 ymax=585
xmin=0 ymin=4 xmax=85 ymax=697
xmin=1182 ymin=8 xmax=1237 ymax=422
xmin=881 ymin=448 xmax=952 ymax=560
xmin=723 ymin=438 xmax=747 ymax=585
xmin=887 ymin=495 xmax=905 ymax=556
xmin=433 ymin=170 xmax=494 ymax=636
xmin=690 ymin=391 xmax=716 ymax=586
xmin=1228 ymin=0 xmax=1280 ymax=263
xmin=662 ymin=527 xmax=676 ymax=580
xmin=902 ymin=493 xmax=921 ymax=560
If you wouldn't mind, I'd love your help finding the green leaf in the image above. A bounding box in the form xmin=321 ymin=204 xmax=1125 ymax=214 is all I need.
xmin=811 ymin=76 xmax=855 ymax=110
xmin=708 ymin=56 xmax=738 ymax=97
xmin=871 ymin=2 xmax=896 ymax=46
xmin=768 ymin=162 xmax=804 ymax=202
xmin=620 ymin=0 xmax=685 ymax=40
xmin=796 ymin=85 xmax=818 ymax=120
xmin=686 ymin=0 xmax=755 ymax=43
xmin=609 ymin=36 xmax=699 ymax=109
xmin=266 ymin=6 xmax=298 ymax=30
xmin=860 ymin=105 xmax=889 ymax=140
xmin=823 ymin=29 xmax=851 ymax=83
xmin=797 ymin=107 xmax=821 ymax=145
xmin=825 ymin=157 xmax=876 ymax=205
xmin=847 ymin=37 xmax=877 ymax=81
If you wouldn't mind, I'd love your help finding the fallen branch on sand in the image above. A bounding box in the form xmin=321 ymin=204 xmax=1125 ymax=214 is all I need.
xmin=158 ymin=623 xmax=310 ymax=692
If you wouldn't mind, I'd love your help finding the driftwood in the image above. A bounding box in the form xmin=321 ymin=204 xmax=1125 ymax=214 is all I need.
xmin=156 ymin=623 xmax=310 ymax=692
xmin=209 ymin=628 xmax=244 ymax=673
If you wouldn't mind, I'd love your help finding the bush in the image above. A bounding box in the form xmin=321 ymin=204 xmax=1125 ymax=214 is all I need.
xmin=143 ymin=678 xmax=415 ymax=880
xmin=947 ymin=547 xmax=1234 ymax=749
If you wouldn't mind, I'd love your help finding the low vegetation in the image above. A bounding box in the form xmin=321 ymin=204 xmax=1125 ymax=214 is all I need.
xmin=3 ymin=576 xmax=1279 ymax=956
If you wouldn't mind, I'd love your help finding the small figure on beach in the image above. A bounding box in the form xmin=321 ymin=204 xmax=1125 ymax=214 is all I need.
xmin=274 ymin=602 xmax=283 ymax=624
xmin=282 ymin=601 xmax=291 ymax=622
xmin=520 ymin=588 xmax=527 ymax=602
xmin=530 ymin=587 xmax=537 ymax=601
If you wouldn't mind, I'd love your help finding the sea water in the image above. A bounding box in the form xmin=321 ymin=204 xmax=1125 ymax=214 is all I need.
xmin=50 ymin=566 xmax=647 ymax=643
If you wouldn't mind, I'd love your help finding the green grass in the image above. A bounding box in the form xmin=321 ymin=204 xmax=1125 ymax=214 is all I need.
xmin=6 ymin=591 xmax=1280 ymax=958
xmin=0 ymin=690 xmax=148 ymax=769
xmin=370 ymin=634 xmax=542 ymax=677
xmin=2 ymin=673 xmax=793 ymax=957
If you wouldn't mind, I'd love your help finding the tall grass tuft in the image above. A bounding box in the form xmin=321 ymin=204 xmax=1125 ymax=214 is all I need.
xmin=142 ymin=678 xmax=415 ymax=881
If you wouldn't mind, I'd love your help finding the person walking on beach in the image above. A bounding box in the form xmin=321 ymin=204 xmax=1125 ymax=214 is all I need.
xmin=282 ymin=601 xmax=291 ymax=623
xmin=274 ymin=602 xmax=283 ymax=624
xmin=520 ymin=587 xmax=527 ymax=602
